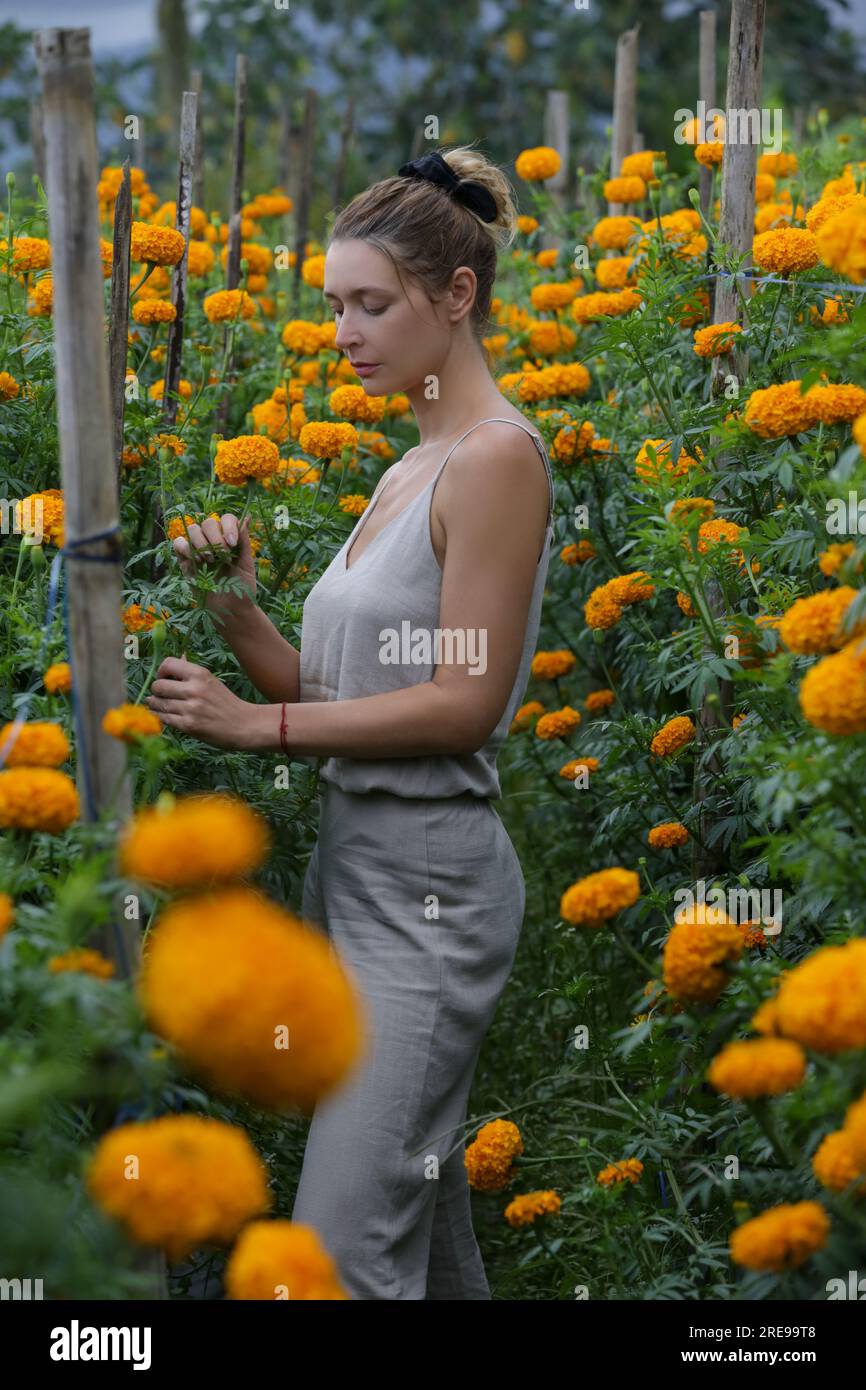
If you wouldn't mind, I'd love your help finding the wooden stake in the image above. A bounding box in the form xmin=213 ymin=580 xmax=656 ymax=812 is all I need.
xmin=292 ymin=86 xmax=316 ymax=315
xmin=608 ymin=25 xmax=640 ymax=215
xmin=108 ymin=159 xmax=132 ymax=475
xmin=225 ymin=53 xmax=247 ymax=293
xmin=698 ymin=9 xmax=717 ymax=221
xmin=694 ymin=0 xmax=767 ymax=882
xmin=543 ymin=89 xmax=569 ymax=252
xmin=190 ymin=67 xmax=204 ymax=210
xmin=30 ymin=96 xmax=46 ymax=190
xmin=333 ymin=93 xmax=355 ymax=211
xmin=163 ymin=90 xmax=197 ymax=426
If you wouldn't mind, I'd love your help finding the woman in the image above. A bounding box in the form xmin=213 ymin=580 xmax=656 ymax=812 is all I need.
xmin=147 ymin=145 xmax=555 ymax=1300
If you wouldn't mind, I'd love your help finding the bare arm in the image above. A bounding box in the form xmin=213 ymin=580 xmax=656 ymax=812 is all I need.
xmin=240 ymin=424 xmax=550 ymax=758
xmin=218 ymin=601 xmax=302 ymax=704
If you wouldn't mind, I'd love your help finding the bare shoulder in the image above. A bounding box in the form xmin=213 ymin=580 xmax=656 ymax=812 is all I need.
xmin=431 ymin=415 xmax=550 ymax=560
xmin=440 ymin=416 xmax=549 ymax=503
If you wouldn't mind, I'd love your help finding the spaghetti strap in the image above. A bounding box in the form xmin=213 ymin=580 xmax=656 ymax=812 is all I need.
xmin=432 ymin=416 xmax=555 ymax=530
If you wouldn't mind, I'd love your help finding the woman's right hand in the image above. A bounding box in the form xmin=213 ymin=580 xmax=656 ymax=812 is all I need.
xmin=171 ymin=513 xmax=258 ymax=620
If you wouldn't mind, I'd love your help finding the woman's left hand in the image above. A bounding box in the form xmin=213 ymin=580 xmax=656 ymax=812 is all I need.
xmin=144 ymin=654 xmax=251 ymax=750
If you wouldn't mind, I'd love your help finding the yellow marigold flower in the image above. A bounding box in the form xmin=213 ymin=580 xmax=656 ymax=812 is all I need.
xmin=809 ymin=382 xmax=866 ymax=424
xmin=707 ymin=1038 xmax=806 ymax=1098
xmin=559 ymin=757 xmax=599 ymax=779
xmin=510 ymin=700 xmax=545 ymax=732
xmin=131 ymin=299 xmax=177 ymax=326
xmin=43 ymin=662 xmax=72 ymax=695
xmin=694 ymin=140 xmax=724 ymax=167
xmin=603 ymin=175 xmax=647 ymax=204
xmin=750 ymin=996 xmax=782 ymax=1034
xmin=14 ymin=488 xmax=65 ymax=547
xmin=166 ymin=513 xmax=217 ymax=541
xmin=662 ymin=913 xmax=744 ymax=1003
xmin=650 ymin=714 xmax=696 ymax=757
xmin=526 ymin=319 xmax=577 ymax=355
xmin=729 ymin=1201 xmax=829 ymax=1272
xmin=225 ymin=1220 xmax=349 ymax=1300
xmin=214 ymin=434 xmax=280 ymax=485
xmin=300 ymin=253 xmax=325 ymax=288
xmin=778 ymin=586 xmax=862 ymax=654
xmin=148 ymin=378 xmax=192 ymax=401
xmin=571 ymin=288 xmax=642 ymax=323
xmin=0 ymin=720 xmax=69 ymax=768
xmin=515 ymin=361 xmax=591 ymax=402
xmin=594 ymin=256 xmax=636 ymax=290
xmin=186 ymin=239 xmax=215 ymax=277
xmin=1 ymin=235 xmax=51 ymax=270
xmin=250 ymin=192 xmax=293 ymax=218
xmin=553 ymin=420 xmax=596 ymax=463
xmin=635 ymin=437 xmax=704 ymax=481
xmin=328 ymin=384 xmax=387 ymax=423
xmin=338 ymin=493 xmax=371 ymax=517
xmin=648 ymin=821 xmax=689 ymax=849
xmin=535 ymin=705 xmax=582 ymax=739
xmin=680 ymin=114 xmax=725 ymax=144
xmin=676 ymin=590 xmax=698 ymax=618
xmin=48 ymin=947 xmax=115 ymax=979
xmin=670 ymin=497 xmax=715 ymax=524
xmin=818 ymin=541 xmax=862 ymax=577
xmin=102 ymin=703 xmax=163 ymax=742
xmin=752 ymin=227 xmax=819 ymax=273
xmin=86 ymin=1114 xmax=271 ymax=1262
xmin=812 ymin=1130 xmax=866 ymax=1195
xmin=808 ymin=294 xmax=849 ymax=326
xmin=515 ymin=146 xmax=561 ymax=182
xmin=138 ymin=886 xmax=365 ymax=1112
xmin=282 ymin=319 xmax=324 ymax=355
xmin=584 ymin=585 xmax=623 ymax=630
xmin=530 ymin=281 xmax=579 ymax=312
xmin=585 ymin=688 xmax=615 ymax=712
xmin=560 ymin=539 xmax=596 ymax=564
xmin=758 ymin=151 xmax=798 ymax=178
xmin=800 ymin=637 xmax=866 ymax=734
xmin=0 ymin=369 xmax=20 ymax=400
xmin=0 ymin=891 xmax=14 ymax=939
xmin=621 ymin=150 xmax=665 ymax=181
xmin=597 ymin=1157 xmax=643 ymax=1186
xmin=815 ymin=204 xmax=866 ymax=284
xmin=608 ymin=571 xmax=654 ymax=604
xmin=203 ymin=288 xmax=256 ymax=322
xmin=774 ymin=938 xmax=866 ymax=1053
xmin=120 ymin=792 xmax=269 ymax=888
xmin=130 ymin=222 xmax=185 ymax=266
xmin=743 ymin=379 xmax=818 ymax=438
xmin=806 ymin=191 xmax=866 ymax=234
xmin=27 ymin=273 xmax=53 ymax=316
xmin=298 ymin=421 xmax=359 ymax=458
xmin=590 ymin=215 xmax=642 ymax=250
xmin=464 ymin=1118 xmax=524 ymax=1192
xmin=693 ymin=322 xmax=742 ymax=357
xmin=0 ymin=766 xmax=79 ymax=832
xmin=517 ymin=214 xmax=539 ymax=234
xmin=121 ymin=603 xmax=170 ymax=633
xmin=251 ymin=397 xmax=289 ymax=443
xmin=531 ymin=650 xmax=576 ymax=680
xmin=754 ymin=173 xmax=777 ymax=203
xmin=504 ymin=1190 xmax=562 ymax=1228
xmin=218 ymin=241 xmax=272 ymax=276
xmin=560 ymin=866 xmax=640 ymax=927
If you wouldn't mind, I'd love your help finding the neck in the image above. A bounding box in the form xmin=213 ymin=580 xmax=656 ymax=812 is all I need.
xmin=403 ymin=335 xmax=506 ymax=448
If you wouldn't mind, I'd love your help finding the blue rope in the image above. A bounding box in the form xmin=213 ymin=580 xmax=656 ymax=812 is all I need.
xmin=687 ymin=267 xmax=866 ymax=297
xmin=659 ymin=1169 xmax=668 ymax=1208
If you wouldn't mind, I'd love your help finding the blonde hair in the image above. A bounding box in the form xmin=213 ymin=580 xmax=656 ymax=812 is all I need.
xmin=329 ymin=142 xmax=519 ymax=343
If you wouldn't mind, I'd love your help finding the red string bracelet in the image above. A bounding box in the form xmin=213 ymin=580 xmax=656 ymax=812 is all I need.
xmin=279 ymin=702 xmax=291 ymax=757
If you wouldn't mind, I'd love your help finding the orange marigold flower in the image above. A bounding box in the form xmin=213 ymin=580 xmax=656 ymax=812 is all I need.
xmin=650 ymin=714 xmax=696 ymax=757
xmin=535 ymin=706 xmax=582 ymax=739
xmin=531 ymin=650 xmax=576 ymax=681
xmin=504 ymin=1190 xmax=562 ymax=1228
xmin=752 ymin=227 xmax=819 ymax=273
xmin=778 ymin=586 xmax=863 ymax=654
xmin=465 ymin=1118 xmax=524 ymax=1191
xmin=693 ymin=322 xmax=742 ymax=358
xmin=647 ymin=821 xmax=689 ymax=849
xmin=560 ymin=866 xmax=640 ymax=927
xmin=662 ymin=911 xmax=744 ymax=1003
xmin=214 ymin=434 xmax=280 ymax=485
xmin=729 ymin=1201 xmax=829 ymax=1272
xmin=561 ymin=539 xmax=596 ymax=564
xmin=0 ymin=766 xmax=80 ymax=832
xmin=515 ymin=146 xmax=561 ymax=182
xmin=812 ymin=1130 xmax=866 ymax=1195
xmin=584 ymin=688 xmax=615 ymax=712
xmin=0 ymin=720 xmax=69 ymax=767
xmin=203 ymin=288 xmax=256 ymax=323
xmin=130 ymin=222 xmax=186 ymax=266
xmin=707 ymin=1038 xmax=806 ymax=1098
xmin=102 ymin=703 xmax=163 ymax=742
xmin=597 ymin=1157 xmax=643 ymax=1186
xmin=48 ymin=947 xmax=115 ymax=979
xmin=43 ymin=661 xmax=72 ymax=695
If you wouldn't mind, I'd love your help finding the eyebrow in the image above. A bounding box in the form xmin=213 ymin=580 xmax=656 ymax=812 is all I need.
xmin=323 ymin=286 xmax=390 ymax=301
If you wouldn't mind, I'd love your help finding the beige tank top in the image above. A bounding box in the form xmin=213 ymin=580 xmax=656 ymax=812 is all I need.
xmin=297 ymin=416 xmax=555 ymax=799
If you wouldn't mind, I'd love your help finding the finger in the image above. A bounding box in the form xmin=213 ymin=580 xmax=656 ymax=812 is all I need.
xmin=221 ymin=513 xmax=239 ymax=546
xmin=155 ymin=656 xmax=198 ymax=678
xmin=172 ymin=536 xmax=191 ymax=560
xmin=150 ymin=679 xmax=190 ymax=700
xmin=201 ymin=517 xmax=231 ymax=555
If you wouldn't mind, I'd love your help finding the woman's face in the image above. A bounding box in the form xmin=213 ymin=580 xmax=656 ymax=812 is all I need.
xmin=324 ymin=238 xmax=460 ymax=395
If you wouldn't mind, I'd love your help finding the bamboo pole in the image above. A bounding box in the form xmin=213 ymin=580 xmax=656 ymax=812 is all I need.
xmin=109 ymin=159 xmax=132 ymax=475
xmin=225 ymin=53 xmax=247 ymax=293
xmin=693 ymin=0 xmax=767 ymax=882
xmin=543 ymin=89 xmax=569 ymax=252
xmin=291 ymin=86 xmax=317 ymax=315
xmin=190 ymin=67 xmax=204 ymax=210
xmin=163 ymin=90 xmax=197 ymax=425
xmin=333 ymin=93 xmax=355 ymax=211
xmin=608 ymin=25 xmax=640 ymax=215
xmin=698 ymin=9 xmax=717 ymax=221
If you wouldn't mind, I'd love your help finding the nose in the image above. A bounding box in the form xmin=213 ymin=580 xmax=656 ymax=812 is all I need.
xmin=334 ymin=312 xmax=362 ymax=353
